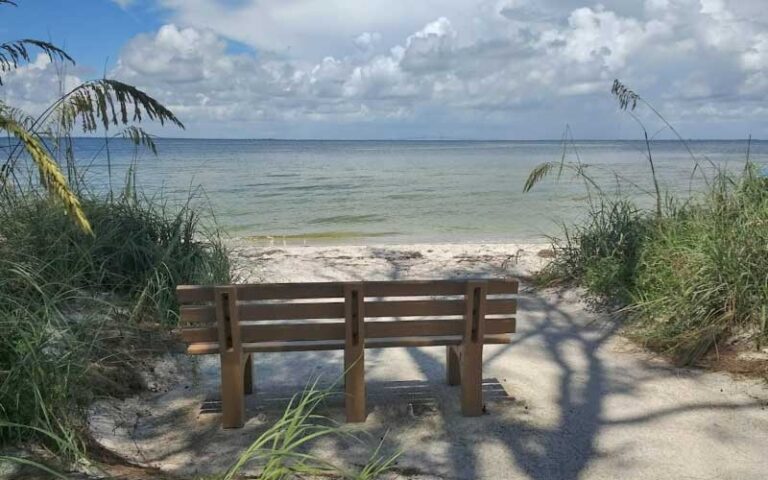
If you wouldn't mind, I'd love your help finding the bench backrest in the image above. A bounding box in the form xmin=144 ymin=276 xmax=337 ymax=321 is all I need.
xmin=177 ymin=279 xmax=518 ymax=354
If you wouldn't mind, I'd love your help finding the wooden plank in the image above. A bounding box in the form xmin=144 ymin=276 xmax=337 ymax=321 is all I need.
xmin=216 ymin=286 xmax=245 ymax=429
xmin=240 ymin=322 xmax=345 ymax=343
xmin=186 ymin=333 xmax=512 ymax=355
xmin=461 ymin=282 xmax=486 ymax=417
xmin=181 ymin=318 xmax=514 ymax=344
xmin=344 ymin=283 xmax=366 ymax=423
xmin=366 ymin=318 xmax=514 ymax=337
xmin=367 ymin=319 xmax=462 ymax=337
xmin=177 ymin=279 xmax=518 ymax=303
xmin=180 ymin=305 xmax=217 ymax=325
xmin=239 ymin=302 xmax=345 ymax=321
xmin=237 ymin=282 xmax=345 ymax=300
xmin=182 ymin=299 xmax=514 ymax=326
xmin=487 ymin=317 xmax=516 ymax=334
xmin=177 ymin=285 xmax=215 ymax=304
xmin=365 ymin=300 xmax=464 ymax=317
xmin=364 ymin=279 xmax=518 ymax=297
xmin=487 ymin=299 xmax=517 ymax=315
xmin=180 ymin=326 xmax=218 ymax=343
xmin=364 ymin=280 xmax=465 ymax=297
xmin=366 ymin=318 xmax=514 ymax=338
xmin=487 ymin=279 xmax=518 ymax=295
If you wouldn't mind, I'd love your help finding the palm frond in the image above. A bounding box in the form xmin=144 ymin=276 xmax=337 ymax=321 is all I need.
xmin=0 ymin=39 xmax=74 ymax=84
xmin=49 ymin=79 xmax=184 ymax=133
xmin=0 ymin=115 xmax=92 ymax=234
xmin=523 ymin=161 xmax=554 ymax=192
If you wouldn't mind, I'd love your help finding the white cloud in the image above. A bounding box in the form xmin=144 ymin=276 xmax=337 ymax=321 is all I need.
xmin=0 ymin=54 xmax=83 ymax=115
xmin=7 ymin=0 xmax=768 ymax=138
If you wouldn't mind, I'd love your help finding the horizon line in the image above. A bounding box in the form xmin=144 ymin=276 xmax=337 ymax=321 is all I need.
xmin=68 ymin=136 xmax=766 ymax=142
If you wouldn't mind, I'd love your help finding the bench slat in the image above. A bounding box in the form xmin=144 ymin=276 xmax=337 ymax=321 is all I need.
xmin=185 ymin=333 xmax=512 ymax=355
xmin=177 ymin=285 xmax=215 ymax=304
xmin=365 ymin=299 xmax=464 ymax=317
xmin=180 ymin=317 xmax=516 ymax=344
xmin=238 ymin=283 xmax=345 ymax=301
xmin=180 ymin=305 xmax=216 ymax=324
xmin=240 ymin=302 xmax=346 ymax=321
xmin=180 ymin=299 xmax=516 ymax=326
xmin=176 ymin=279 xmax=519 ymax=305
xmin=365 ymin=279 xmax=518 ymax=297
xmin=365 ymin=298 xmax=516 ymax=318
xmin=488 ymin=299 xmax=517 ymax=315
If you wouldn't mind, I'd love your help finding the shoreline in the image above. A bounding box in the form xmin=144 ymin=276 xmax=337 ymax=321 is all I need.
xmin=226 ymin=240 xmax=554 ymax=284
xmin=226 ymin=233 xmax=555 ymax=249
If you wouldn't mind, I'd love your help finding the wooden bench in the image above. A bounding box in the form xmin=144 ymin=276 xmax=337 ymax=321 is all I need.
xmin=177 ymin=279 xmax=518 ymax=428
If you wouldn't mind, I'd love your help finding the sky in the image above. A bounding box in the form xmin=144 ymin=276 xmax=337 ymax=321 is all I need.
xmin=1 ymin=0 xmax=767 ymax=139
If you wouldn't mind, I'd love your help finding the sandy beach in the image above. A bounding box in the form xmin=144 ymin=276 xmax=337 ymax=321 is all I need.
xmin=88 ymin=241 xmax=768 ymax=479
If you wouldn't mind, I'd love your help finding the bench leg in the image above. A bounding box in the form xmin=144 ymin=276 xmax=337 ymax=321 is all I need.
xmin=460 ymin=343 xmax=483 ymax=416
xmin=243 ymin=353 xmax=253 ymax=395
xmin=446 ymin=346 xmax=461 ymax=386
xmin=461 ymin=282 xmax=486 ymax=416
xmin=345 ymin=351 xmax=366 ymax=422
xmin=220 ymin=353 xmax=245 ymax=428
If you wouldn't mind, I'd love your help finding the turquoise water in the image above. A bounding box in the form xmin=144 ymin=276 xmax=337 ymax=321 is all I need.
xmin=68 ymin=139 xmax=766 ymax=244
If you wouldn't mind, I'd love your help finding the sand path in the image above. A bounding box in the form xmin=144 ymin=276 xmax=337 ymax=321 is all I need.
xmin=89 ymin=243 xmax=768 ymax=479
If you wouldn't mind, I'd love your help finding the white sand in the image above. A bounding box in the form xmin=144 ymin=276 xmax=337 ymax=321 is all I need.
xmin=88 ymin=242 xmax=768 ymax=479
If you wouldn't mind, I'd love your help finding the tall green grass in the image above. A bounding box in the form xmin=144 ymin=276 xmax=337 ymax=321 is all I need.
xmin=0 ymin=192 xmax=230 ymax=324
xmin=0 ymin=190 xmax=231 ymax=468
xmin=215 ymin=383 xmax=399 ymax=480
xmin=539 ymin=166 xmax=768 ymax=363
xmin=528 ymin=83 xmax=768 ymax=364
xmin=630 ymin=167 xmax=768 ymax=363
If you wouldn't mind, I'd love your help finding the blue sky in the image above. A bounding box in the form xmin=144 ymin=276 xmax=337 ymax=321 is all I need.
xmin=2 ymin=1 xmax=158 ymax=71
xmin=2 ymin=0 xmax=767 ymax=139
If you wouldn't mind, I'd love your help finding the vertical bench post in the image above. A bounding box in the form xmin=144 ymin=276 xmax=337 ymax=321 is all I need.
xmin=215 ymin=286 xmax=245 ymax=428
xmin=461 ymin=281 xmax=487 ymax=416
xmin=344 ymin=282 xmax=366 ymax=422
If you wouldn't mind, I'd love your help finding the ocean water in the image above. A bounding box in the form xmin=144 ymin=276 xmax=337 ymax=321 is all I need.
xmin=67 ymin=139 xmax=766 ymax=244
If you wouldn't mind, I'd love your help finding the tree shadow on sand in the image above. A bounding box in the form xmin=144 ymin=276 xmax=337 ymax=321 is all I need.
xmin=86 ymin=247 xmax=767 ymax=479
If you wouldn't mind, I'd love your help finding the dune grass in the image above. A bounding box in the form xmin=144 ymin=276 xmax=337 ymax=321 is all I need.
xmin=629 ymin=167 xmax=768 ymax=363
xmin=0 ymin=190 xmax=231 ymax=472
xmin=213 ymin=382 xmax=399 ymax=480
xmin=528 ymin=81 xmax=768 ymax=365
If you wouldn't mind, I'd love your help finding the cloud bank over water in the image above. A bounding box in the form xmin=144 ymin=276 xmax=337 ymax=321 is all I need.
xmin=5 ymin=0 xmax=768 ymax=138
